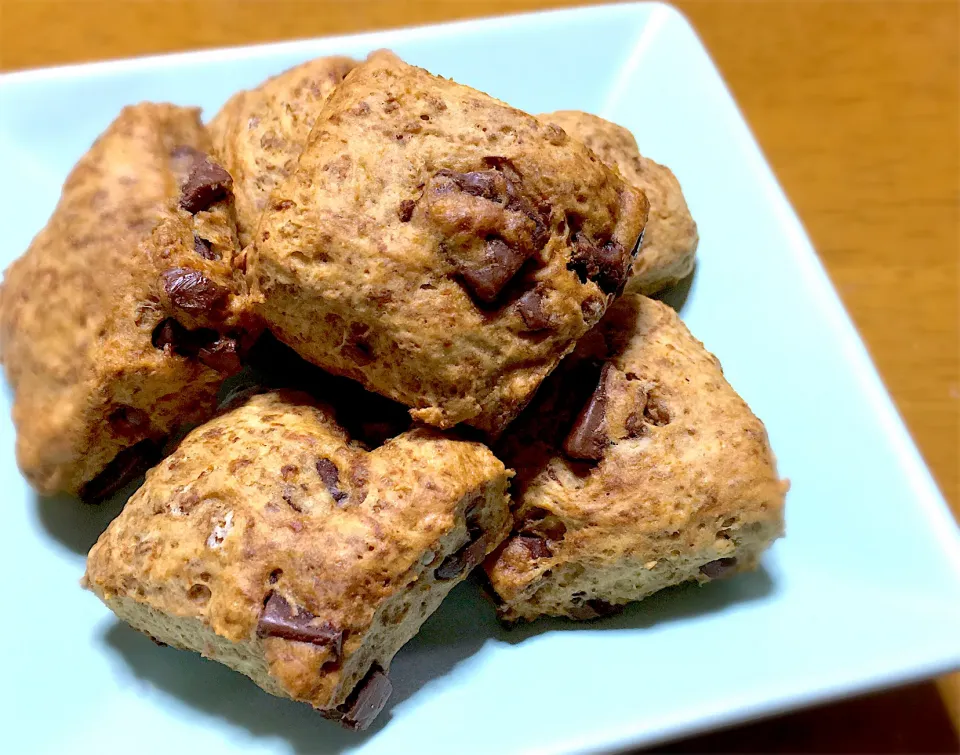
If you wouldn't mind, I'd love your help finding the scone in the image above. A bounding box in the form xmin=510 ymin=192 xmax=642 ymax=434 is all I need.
xmin=251 ymin=50 xmax=649 ymax=435
xmin=208 ymin=55 xmax=357 ymax=247
xmin=485 ymin=295 xmax=786 ymax=622
xmin=543 ymin=111 xmax=697 ymax=295
xmin=0 ymin=103 xmax=252 ymax=499
xmin=85 ymin=390 xmax=512 ymax=729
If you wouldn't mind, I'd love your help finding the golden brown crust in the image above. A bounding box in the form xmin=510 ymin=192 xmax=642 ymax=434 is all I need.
xmin=208 ymin=56 xmax=358 ymax=247
xmin=543 ymin=111 xmax=698 ymax=295
xmin=86 ymin=390 xmax=511 ymax=718
xmin=485 ymin=295 xmax=786 ymax=622
xmin=0 ymin=103 xmax=250 ymax=495
xmin=251 ymin=51 xmax=648 ymax=434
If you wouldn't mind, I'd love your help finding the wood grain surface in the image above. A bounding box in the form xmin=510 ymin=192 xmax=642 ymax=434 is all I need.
xmin=1 ymin=0 xmax=957 ymax=750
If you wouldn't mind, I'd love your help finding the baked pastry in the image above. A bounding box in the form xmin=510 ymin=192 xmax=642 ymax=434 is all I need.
xmin=85 ymin=390 xmax=511 ymax=729
xmin=208 ymin=55 xmax=357 ymax=247
xmin=251 ymin=50 xmax=649 ymax=434
xmin=0 ymin=103 xmax=251 ymax=499
xmin=485 ymin=294 xmax=786 ymax=622
xmin=542 ymin=111 xmax=697 ymax=295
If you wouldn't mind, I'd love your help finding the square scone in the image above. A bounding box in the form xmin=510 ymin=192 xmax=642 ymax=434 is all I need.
xmin=542 ymin=110 xmax=698 ymax=295
xmin=85 ymin=390 xmax=512 ymax=729
xmin=208 ymin=55 xmax=358 ymax=247
xmin=0 ymin=103 xmax=252 ymax=499
xmin=485 ymin=295 xmax=787 ymax=622
xmin=251 ymin=51 xmax=649 ymax=434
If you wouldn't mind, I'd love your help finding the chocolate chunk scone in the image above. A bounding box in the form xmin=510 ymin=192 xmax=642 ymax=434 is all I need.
xmin=485 ymin=295 xmax=786 ymax=622
xmin=208 ymin=55 xmax=357 ymax=247
xmin=0 ymin=103 xmax=252 ymax=498
xmin=85 ymin=390 xmax=511 ymax=729
xmin=543 ymin=111 xmax=698 ymax=295
xmin=251 ymin=50 xmax=649 ymax=434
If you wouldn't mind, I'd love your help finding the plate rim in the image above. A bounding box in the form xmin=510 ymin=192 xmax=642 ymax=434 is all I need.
xmin=1 ymin=2 xmax=958 ymax=752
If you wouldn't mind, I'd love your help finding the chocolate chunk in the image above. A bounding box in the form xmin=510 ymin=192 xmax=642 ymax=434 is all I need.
xmin=568 ymin=598 xmax=622 ymax=621
xmin=457 ymin=170 xmax=506 ymax=201
xmin=79 ymin=439 xmax=160 ymax=503
xmin=152 ymin=317 xmax=213 ymax=355
xmin=434 ymin=530 xmax=487 ymax=581
xmin=335 ymin=665 xmax=392 ymax=731
xmin=198 ymin=337 xmax=242 ymax=375
xmin=423 ymin=163 xmax=548 ymax=304
xmin=516 ymin=288 xmax=552 ymax=331
xmin=517 ymin=535 xmax=551 ymax=559
xmin=179 ymin=156 xmax=233 ymax=213
xmin=257 ymin=593 xmax=344 ymax=655
xmin=595 ymin=239 xmax=631 ymax=293
xmin=193 ymin=233 xmax=219 ymax=261
xmin=152 ymin=317 xmax=241 ymax=373
xmin=108 ymin=405 xmax=149 ymax=437
xmin=161 ymin=267 xmax=229 ymax=315
xmin=564 ymin=363 xmax=613 ymax=461
xmin=151 ymin=318 xmax=181 ymax=351
xmin=699 ymin=557 xmax=738 ymax=580
xmin=316 ymin=458 xmax=347 ymax=503
xmin=568 ymin=236 xmax=631 ymax=294
xmin=458 ymin=237 xmax=527 ymax=303
xmin=147 ymin=635 xmax=169 ymax=648
xmin=398 ymin=199 xmax=416 ymax=222
xmin=433 ymin=168 xmax=506 ymax=202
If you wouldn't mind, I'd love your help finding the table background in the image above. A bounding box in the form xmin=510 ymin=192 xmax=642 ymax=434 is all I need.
xmin=1 ymin=0 xmax=957 ymax=750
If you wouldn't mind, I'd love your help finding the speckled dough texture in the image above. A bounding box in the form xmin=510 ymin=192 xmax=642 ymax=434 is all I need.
xmin=486 ymin=295 xmax=786 ymax=622
xmin=208 ymin=56 xmax=358 ymax=247
xmin=543 ymin=111 xmax=698 ymax=295
xmin=252 ymin=50 xmax=649 ymax=434
xmin=0 ymin=103 xmax=250 ymax=496
xmin=85 ymin=390 xmax=512 ymax=727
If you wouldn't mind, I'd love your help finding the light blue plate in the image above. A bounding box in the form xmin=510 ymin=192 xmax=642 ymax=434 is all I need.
xmin=1 ymin=3 xmax=958 ymax=753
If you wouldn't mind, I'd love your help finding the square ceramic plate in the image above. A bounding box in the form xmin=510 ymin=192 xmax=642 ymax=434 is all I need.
xmin=1 ymin=3 xmax=959 ymax=753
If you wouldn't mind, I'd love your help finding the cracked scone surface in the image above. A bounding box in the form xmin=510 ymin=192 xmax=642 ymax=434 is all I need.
xmin=0 ymin=103 xmax=250 ymax=497
xmin=543 ymin=111 xmax=697 ymax=295
xmin=208 ymin=55 xmax=357 ymax=247
xmin=252 ymin=51 xmax=648 ymax=434
xmin=85 ymin=390 xmax=511 ymax=728
xmin=485 ymin=295 xmax=786 ymax=622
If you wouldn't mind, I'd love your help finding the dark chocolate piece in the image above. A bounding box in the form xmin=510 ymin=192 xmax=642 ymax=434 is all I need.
xmin=335 ymin=665 xmax=392 ymax=731
xmin=79 ymin=439 xmax=160 ymax=503
xmin=197 ymin=337 xmax=242 ymax=375
xmin=257 ymin=593 xmax=343 ymax=656
xmin=179 ymin=156 xmax=233 ymax=214
xmin=563 ymin=363 xmax=613 ymax=461
xmin=316 ymin=458 xmax=348 ymax=503
xmin=516 ymin=288 xmax=552 ymax=330
xmin=161 ymin=267 xmax=229 ymax=315
xmin=434 ymin=530 xmax=488 ymax=581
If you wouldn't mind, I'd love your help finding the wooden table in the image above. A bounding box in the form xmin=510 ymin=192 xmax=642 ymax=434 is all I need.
xmin=2 ymin=0 xmax=957 ymax=750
